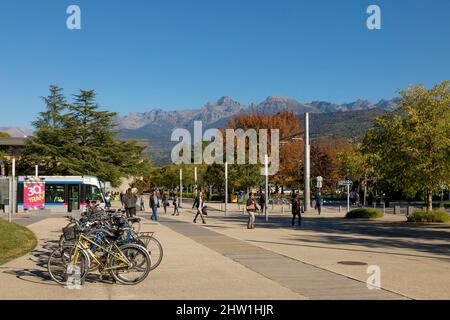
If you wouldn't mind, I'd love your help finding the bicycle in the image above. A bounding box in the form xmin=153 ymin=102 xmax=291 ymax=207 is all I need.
xmin=48 ymin=222 xmax=152 ymax=286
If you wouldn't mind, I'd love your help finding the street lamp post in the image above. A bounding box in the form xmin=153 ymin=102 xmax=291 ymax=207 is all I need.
xmin=224 ymin=162 xmax=228 ymax=216
xmin=265 ymin=154 xmax=269 ymax=222
xmin=304 ymin=113 xmax=311 ymax=212
xmin=10 ymin=158 xmax=16 ymax=223
xmin=179 ymin=168 xmax=183 ymax=207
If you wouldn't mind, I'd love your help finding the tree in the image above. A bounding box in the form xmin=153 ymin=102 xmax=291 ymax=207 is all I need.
xmin=0 ymin=132 xmax=11 ymax=138
xmin=20 ymin=85 xmax=72 ymax=173
xmin=20 ymin=86 xmax=151 ymax=186
xmin=203 ymin=163 xmax=225 ymax=190
xmin=227 ymin=111 xmax=303 ymax=189
xmin=363 ymin=81 xmax=450 ymax=212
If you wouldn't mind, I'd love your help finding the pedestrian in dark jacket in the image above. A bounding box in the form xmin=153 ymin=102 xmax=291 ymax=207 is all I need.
xmin=291 ymin=194 xmax=303 ymax=226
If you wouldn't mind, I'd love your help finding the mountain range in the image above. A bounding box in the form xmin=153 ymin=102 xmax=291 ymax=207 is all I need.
xmin=115 ymin=96 xmax=397 ymax=131
xmin=116 ymin=96 xmax=398 ymax=165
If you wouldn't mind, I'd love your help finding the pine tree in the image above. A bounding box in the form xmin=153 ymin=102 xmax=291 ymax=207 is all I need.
xmin=20 ymin=87 xmax=151 ymax=186
xmin=20 ymin=85 xmax=71 ymax=174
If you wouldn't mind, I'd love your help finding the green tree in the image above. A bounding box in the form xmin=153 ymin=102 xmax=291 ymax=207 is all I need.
xmin=20 ymin=86 xmax=151 ymax=186
xmin=363 ymin=81 xmax=450 ymax=212
xmin=203 ymin=163 xmax=225 ymax=189
xmin=20 ymin=85 xmax=72 ymax=173
xmin=0 ymin=132 xmax=11 ymax=138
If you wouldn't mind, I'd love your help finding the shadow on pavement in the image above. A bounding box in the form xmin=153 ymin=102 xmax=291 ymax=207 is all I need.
xmin=199 ymin=214 xmax=450 ymax=257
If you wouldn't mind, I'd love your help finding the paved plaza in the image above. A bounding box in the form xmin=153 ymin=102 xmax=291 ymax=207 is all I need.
xmin=1 ymin=202 xmax=449 ymax=300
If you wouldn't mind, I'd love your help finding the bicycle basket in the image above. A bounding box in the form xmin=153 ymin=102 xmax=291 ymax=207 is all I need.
xmin=62 ymin=226 xmax=78 ymax=241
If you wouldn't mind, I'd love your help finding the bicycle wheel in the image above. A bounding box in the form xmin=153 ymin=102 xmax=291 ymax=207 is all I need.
xmin=138 ymin=235 xmax=163 ymax=270
xmin=108 ymin=243 xmax=151 ymax=285
xmin=48 ymin=245 xmax=90 ymax=286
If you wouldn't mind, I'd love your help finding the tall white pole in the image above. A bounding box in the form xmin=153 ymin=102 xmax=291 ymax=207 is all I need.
xmin=265 ymin=154 xmax=269 ymax=222
xmin=194 ymin=167 xmax=197 ymax=185
xmin=8 ymin=177 xmax=12 ymax=223
xmin=11 ymin=158 xmax=16 ymax=221
xmin=224 ymin=162 xmax=228 ymax=217
xmin=179 ymin=168 xmax=183 ymax=207
xmin=35 ymin=165 xmax=38 ymax=177
xmin=304 ymin=113 xmax=311 ymax=212
xmin=194 ymin=166 xmax=197 ymax=195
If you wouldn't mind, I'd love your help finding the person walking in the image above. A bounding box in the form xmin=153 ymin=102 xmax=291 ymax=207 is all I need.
xmin=291 ymin=193 xmax=303 ymax=227
xmin=104 ymin=192 xmax=112 ymax=210
xmin=139 ymin=194 xmax=145 ymax=212
xmin=150 ymin=190 xmax=159 ymax=221
xmin=162 ymin=193 xmax=169 ymax=214
xmin=119 ymin=191 xmax=125 ymax=207
xmin=246 ymin=192 xmax=259 ymax=229
xmin=172 ymin=194 xmax=180 ymax=216
xmin=122 ymin=188 xmax=137 ymax=218
xmin=314 ymin=192 xmax=323 ymax=215
xmin=193 ymin=192 xmax=206 ymax=224
xmin=258 ymin=192 xmax=265 ymax=216
xmin=192 ymin=192 xmax=199 ymax=210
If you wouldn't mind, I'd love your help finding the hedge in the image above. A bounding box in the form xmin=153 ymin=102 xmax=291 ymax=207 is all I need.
xmin=345 ymin=208 xmax=384 ymax=219
xmin=407 ymin=211 xmax=450 ymax=223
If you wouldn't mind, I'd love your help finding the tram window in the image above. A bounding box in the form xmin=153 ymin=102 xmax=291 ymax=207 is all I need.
xmin=85 ymin=185 xmax=103 ymax=202
xmin=45 ymin=185 xmax=66 ymax=203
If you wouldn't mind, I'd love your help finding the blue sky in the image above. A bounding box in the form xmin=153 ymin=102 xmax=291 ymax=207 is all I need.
xmin=0 ymin=0 xmax=449 ymax=127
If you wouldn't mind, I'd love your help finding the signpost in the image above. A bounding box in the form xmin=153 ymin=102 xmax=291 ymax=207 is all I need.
xmin=316 ymin=176 xmax=323 ymax=190
xmin=338 ymin=180 xmax=353 ymax=213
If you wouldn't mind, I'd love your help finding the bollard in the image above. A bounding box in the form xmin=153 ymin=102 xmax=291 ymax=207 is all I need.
xmin=383 ymin=203 xmax=385 ymax=215
xmin=407 ymin=206 xmax=415 ymax=216
xmin=339 ymin=205 xmax=341 ymax=213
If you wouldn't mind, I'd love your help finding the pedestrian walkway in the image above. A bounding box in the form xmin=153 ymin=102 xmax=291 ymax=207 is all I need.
xmin=158 ymin=216 xmax=408 ymax=300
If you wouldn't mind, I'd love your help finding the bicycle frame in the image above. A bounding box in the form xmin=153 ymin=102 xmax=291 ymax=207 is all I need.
xmin=71 ymin=233 xmax=132 ymax=272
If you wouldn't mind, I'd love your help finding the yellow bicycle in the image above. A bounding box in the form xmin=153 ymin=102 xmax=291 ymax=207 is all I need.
xmin=48 ymin=226 xmax=152 ymax=285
